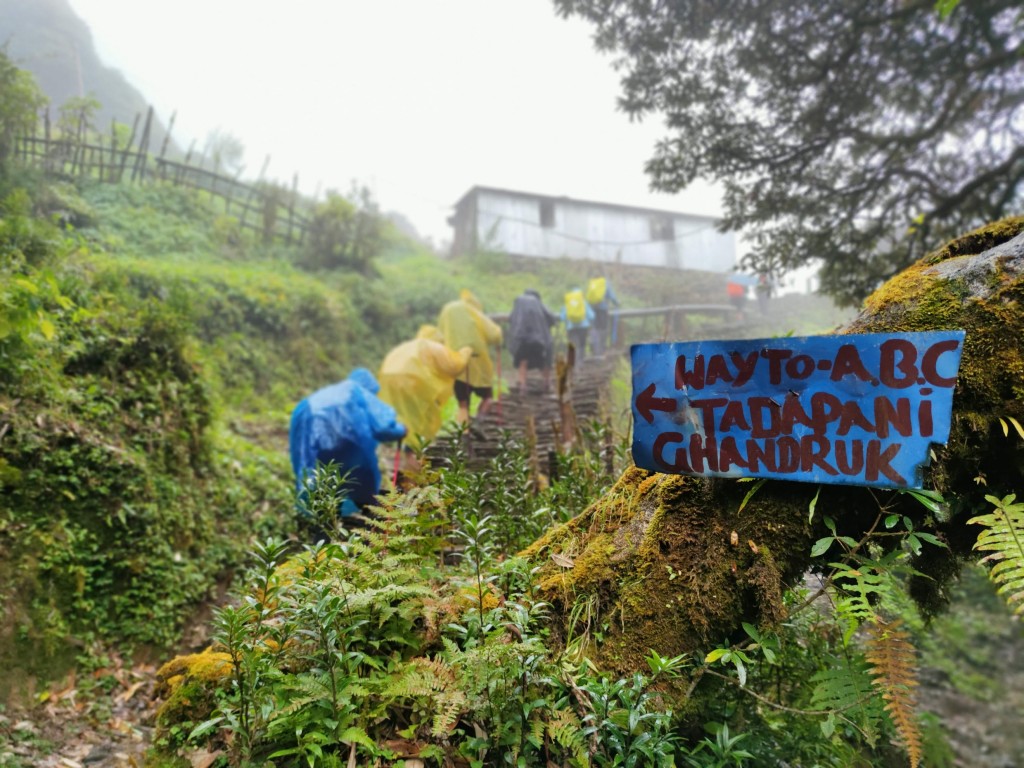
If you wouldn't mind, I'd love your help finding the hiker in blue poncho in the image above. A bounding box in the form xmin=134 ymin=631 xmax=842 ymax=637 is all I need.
xmin=289 ymin=367 xmax=407 ymax=519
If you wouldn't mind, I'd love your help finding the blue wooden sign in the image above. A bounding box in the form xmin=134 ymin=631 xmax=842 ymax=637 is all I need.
xmin=631 ymin=331 xmax=965 ymax=489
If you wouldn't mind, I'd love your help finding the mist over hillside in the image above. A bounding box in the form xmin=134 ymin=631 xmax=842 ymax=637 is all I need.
xmin=0 ymin=0 xmax=172 ymax=149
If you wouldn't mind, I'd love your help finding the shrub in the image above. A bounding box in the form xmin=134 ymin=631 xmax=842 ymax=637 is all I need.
xmin=299 ymin=188 xmax=384 ymax=275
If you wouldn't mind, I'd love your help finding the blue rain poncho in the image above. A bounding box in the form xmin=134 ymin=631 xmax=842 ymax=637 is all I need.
xmin=289 ymin=368 xmax=406 ymax=515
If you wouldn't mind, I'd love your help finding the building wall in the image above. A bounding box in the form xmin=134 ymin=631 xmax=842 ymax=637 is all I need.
xmin=471 ymin=189 xmax=735 ymax=272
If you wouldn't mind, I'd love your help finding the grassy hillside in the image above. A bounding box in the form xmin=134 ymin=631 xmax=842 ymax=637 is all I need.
xmin=0 ymin=174 xmax=418 ymax=692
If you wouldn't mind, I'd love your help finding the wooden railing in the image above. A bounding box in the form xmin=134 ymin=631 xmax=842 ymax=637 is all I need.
xmin=490 ymin=303 xmax=742 ymax=348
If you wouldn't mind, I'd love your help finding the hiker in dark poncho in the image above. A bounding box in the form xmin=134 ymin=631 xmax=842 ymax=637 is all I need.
xmin=508 ymin=289 xmax=559 ymax=395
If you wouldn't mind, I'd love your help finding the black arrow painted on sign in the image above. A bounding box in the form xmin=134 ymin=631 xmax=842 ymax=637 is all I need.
xmin=636 ymin=382 xmax=677 ymax=424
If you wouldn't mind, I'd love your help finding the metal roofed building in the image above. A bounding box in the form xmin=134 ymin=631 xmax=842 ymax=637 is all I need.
xmin=449 ymin=186 xmax=736 ymax=272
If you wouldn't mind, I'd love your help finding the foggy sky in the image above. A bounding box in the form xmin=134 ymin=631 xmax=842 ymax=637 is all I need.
xmin=64 ymin=0 xmax=724 ymax=246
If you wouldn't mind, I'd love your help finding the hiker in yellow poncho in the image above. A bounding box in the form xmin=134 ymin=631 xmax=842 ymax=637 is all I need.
xmin=437 ymin=289 xmax=503 ymax=424
xmin=378 ymin=325 xmax=472 ymax=449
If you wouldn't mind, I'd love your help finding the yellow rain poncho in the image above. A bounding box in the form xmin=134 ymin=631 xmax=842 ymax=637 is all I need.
xmin=378 ymin=325 xmax=472 ymax=449
xmin=437 ymin=290 xmax=503 ymax=389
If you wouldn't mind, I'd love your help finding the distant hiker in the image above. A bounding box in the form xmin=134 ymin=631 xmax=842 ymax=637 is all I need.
xmin=756 ymin=272 xmax=773 ymax=315
xmin=585 ymin=276 xmax=620 ymax=356
xmin=437 ymin=289 xmax=503 ymax=425
xmin=561 ymin=287 xmax=594 ymax=359
xmin=507 ymin=288 xmax=559 ymax=395
xmin=726 ymin=277 xmax=748 ymax=321
xmin=289 ymin=368 xmax=406 ymax=522
xmin=378 ymin=325 xmax=472 ymax=449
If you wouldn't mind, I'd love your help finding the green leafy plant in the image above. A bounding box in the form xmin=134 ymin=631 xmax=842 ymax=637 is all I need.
xmin=577 ymin=672 xmax=678 ymax=767
xmin=299 ymin=187 xmax=384 ymax=275
xmin=683 ymin=723 xmax=753 ymax=768
xmin=0 ymin=49 xmax=46 ymax=169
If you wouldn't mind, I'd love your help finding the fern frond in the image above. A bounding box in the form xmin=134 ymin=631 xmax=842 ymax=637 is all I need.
xmin=269 ymin=694 xmax=320 ymax=721
xmin=381 ymin=656 xmax=467 ymax=738
xmin=432 ymin=692 xmax=467 ymax=738
xmin=809 ymin=661 xmax=876 ymax=713
xmin=546 ymin=707 xmax=589 ymax=764
xmin=831 ymin=563 xmax=891 ymax=643
xmin=421 ymin=595 xmax=461 ymax=643
xmin=865 ymin=618 xmax=922 ymax=768
xmin=383 ymin=657 xmax=455 ymax=698
xmin=269 ymin=674 xmax=334 ymax=718
xmin=810 ymin=659 xmax=884 ymax=745
xmin=968 ymin=494 xmax=1024 ymax=615
xmin=529 ymin=714 xmax=546 ymax=749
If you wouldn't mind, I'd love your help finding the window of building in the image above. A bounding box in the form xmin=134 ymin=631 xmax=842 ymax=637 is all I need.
xmin=539 ymin=200 xmax=555 ymax=228
xmin=650 ymin=216 xmax=675 ymax=241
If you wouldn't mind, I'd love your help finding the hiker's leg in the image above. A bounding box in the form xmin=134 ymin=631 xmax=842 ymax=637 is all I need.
xmin=454 ymin=379 xmax=470 ymax=424
xmin=477 ymin=395 xmax=493 ymax=417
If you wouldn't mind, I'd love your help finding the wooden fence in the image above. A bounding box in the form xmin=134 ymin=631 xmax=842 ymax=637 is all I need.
xmin=14 ymin=106 xmax=312 ymax=247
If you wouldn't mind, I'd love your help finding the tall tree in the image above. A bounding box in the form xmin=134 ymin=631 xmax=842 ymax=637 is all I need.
xmin=553 ymin=0 xmax=1024 ymax=304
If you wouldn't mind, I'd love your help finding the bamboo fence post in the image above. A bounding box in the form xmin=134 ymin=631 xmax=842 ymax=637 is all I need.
xmin=238 ymin=157 xmax=262 ymax=232
xmin=131 ymin=106 xmax=153 ymax=183
xmin=23 ymin=110 xmax=37 ymax=164
xmin=246 ymin=155 xmax=269 ymax=231
xmin=223 ymin=176 xmax=233 ymax=215
xmin=118 ymin=112 xmax=141 ymax=183
xmin=180 ymin=139 xmax=195 ymax=184
xmin=43 ymin=107 xmax=52 ymax=173
xmin=206 ymin=157 xmax=217 ymax=196
xmin=76 ymin=109 xmax=88 ymax=179
xmin=67 ymin=112 xmax=78 ymax=176
xmin=224 ymin=164 xmax=246 ymax=216
xmin=261 ymin=183 xmax=278 ymax=245
xmin=286 ymin=173 xmax=298 ymax=245
xmin=157 ymin=110 xmax=176 ymax=181
xmin=108 ymin=119 xmax=118 ymax=182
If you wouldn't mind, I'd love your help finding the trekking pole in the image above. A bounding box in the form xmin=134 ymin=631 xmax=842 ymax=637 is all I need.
xmin=392 ymin=438 xmax=403 ymax=487
xmin=464 ymin=363 xmax=473 ymax=453
xmin=494 ymin=342 xmax=504 ymax=425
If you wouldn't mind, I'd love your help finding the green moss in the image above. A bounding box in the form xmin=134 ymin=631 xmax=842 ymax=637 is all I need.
xmin=154 ymin=648 xmax=233 ymax=728
xmin=796 ymin=216 xmax=1024 ymax=614
xmin=922 ymin=216 xmax=1024 ymax=265
xmin=526 ymin=469 xmax=818 ymax=677
xmin=849 ymin=216 xmax=1024 ymax=517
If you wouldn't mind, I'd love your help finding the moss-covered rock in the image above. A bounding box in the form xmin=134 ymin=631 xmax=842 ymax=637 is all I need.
xmin=154 ymin=648 xmax=233 ymax=727
xmin=522 ymin=219 xmax=1024 ymax=674
xmin=524 ymin=467 xmax=815 ymax=676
